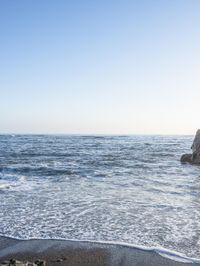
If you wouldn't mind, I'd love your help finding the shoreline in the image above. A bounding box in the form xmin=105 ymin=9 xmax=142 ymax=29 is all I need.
xmin=0 ymin=236 xmax=199 ymax=266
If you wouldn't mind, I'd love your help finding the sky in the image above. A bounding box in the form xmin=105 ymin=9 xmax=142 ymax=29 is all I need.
xmin=0 ymin=0 xmax=200 ymax=135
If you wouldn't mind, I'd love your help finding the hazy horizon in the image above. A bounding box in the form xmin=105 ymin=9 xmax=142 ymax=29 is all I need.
xmin=1 ymin=0 xmax=200 ymax=135
xmin=0 ymin=132 xmax=195 ymax=136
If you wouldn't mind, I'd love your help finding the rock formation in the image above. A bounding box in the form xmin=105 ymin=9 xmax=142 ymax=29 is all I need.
xmin=181 ymin=129 xmax=200 ymax=164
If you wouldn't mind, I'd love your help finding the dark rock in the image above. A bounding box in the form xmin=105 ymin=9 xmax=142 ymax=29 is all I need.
xmin=181 ymin=129 xmax=200 ymax=165
xmin=191 ymin=152 xmax=200 ymax=164
xmin=180 ymin=153 xmax=192 ymax=163
xmin=192 ymin=129 xmax=200 ymax=153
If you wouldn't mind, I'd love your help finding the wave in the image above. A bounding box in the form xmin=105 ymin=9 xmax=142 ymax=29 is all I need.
xmin=0 ymin=166 xmax=75 ymax=176
xmin=3 ymin=152 xmax=75 ymax=158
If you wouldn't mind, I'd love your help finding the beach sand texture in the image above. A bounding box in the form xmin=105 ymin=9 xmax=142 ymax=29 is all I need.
xmin=0 ymin=236 xmax=197 ymax=266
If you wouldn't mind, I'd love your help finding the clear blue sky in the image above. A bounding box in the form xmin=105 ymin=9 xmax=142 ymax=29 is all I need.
xmin=0 ymin=0 xmax=200 ymax=134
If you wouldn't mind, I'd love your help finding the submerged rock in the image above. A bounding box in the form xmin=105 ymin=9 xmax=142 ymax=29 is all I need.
xmin=180 ymin=153 xmax=192 ymax=163
xmin=181 ymin=129 xmax=200 ymax=165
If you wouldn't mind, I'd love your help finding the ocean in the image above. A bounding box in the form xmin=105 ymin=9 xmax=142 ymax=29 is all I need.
xmin=0 ymin=134 xmax=199 ymax=259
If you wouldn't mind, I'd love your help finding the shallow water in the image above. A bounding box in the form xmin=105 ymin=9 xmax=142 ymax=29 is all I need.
xmin=0 ymin=134 xmax=200 ymax=258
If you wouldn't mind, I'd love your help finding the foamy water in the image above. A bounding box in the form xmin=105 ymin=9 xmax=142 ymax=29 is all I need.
xmin=0 ymin=134 xmax=200 ymax=259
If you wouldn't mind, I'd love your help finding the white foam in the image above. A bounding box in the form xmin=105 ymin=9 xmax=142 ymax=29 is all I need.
xmin=0 ymin=183 xmax=10 ymax=189
xmin=19 ymin=176 xmax=27 ymax=182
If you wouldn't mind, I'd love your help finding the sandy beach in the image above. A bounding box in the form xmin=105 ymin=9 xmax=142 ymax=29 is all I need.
xmin=0 ymin=236 xmax=198 ymax=266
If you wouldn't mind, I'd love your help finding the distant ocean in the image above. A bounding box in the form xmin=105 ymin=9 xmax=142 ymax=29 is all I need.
xmin=0 ymin=134 xmax=199 ymax=259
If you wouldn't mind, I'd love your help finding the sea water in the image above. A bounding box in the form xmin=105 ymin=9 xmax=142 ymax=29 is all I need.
xmin=0 ymin=134 xmax=200 ymax=259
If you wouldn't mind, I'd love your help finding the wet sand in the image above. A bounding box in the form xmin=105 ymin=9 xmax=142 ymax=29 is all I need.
xmin=0 ymin=236 xmax=197 ymax=266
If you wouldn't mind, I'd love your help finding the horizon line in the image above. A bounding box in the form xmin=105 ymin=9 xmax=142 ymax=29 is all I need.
xmin=0 ymin=132 xmax=194 ymax=136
